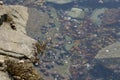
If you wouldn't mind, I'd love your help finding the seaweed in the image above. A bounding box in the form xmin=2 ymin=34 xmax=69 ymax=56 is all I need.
xmin=34 ymin=40 xmax=47 ymax=56
xmin=31 ymin=40 xmax=47 ymax=65
xmin=3 ymin=59 xmax=44 ymax=80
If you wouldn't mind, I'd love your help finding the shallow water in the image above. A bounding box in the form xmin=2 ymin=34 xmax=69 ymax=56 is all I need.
xmin=3 ymin=0 xmax=120 ymax=80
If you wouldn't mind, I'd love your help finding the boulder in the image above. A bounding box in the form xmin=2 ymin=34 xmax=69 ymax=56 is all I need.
xmin=0 ymin=5 xmax=36 ymax=59
xmin=0 ymin=5 xmax=44 ymax=80
xmin=0 ymin=71 xmax=10 ymax=80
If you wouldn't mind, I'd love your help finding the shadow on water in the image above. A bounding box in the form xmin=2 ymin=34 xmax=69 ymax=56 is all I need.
xmin=89 ymin=63 xmax=120 ymax=80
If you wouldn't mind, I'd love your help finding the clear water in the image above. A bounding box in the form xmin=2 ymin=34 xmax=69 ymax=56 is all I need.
xmin=3 ymin=0 xmax=120 ymax=80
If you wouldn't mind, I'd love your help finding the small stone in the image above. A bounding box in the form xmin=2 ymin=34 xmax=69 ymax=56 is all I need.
xmin=64 ymin=60 xmax=68 ymax=64
xmin=67 ymin=8 xmax=85 ymax=19
xmin=105 ymin=49 xmax=109 ymax=52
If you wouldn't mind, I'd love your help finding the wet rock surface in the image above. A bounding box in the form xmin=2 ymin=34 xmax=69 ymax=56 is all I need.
xmin=95 ymin=42 xmax=120 ymax=59
xmin=0 ymin=5 xmax=36 ymax=59
xmin=26 ymin=8 xmax=50 ymax=39
xmin=0 ymin=71 xmax=11 ymax=80
xmin=0 ymin=5 xmax=44 ymax=80
xmin=95 ymin=42 xmax=120 ymax=71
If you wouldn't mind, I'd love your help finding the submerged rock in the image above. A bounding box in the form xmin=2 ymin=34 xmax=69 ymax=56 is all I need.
xmin=102 ymin=9 xmax=120 ymax=25
xmin=67 ymin=8 xmax=85 ymax=19
xmin=90 ymin=8 xmax=107 ymax=25
xmin=95 ymin=42 xmax=120 ymax=72
xmin=95 ymin=42 xmax=120 ymax=59
xmin=46 ymin=0 xmax=73 ymax=4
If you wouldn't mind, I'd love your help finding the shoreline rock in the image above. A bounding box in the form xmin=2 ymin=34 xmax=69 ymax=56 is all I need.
xmin=0 ymin=5 xmax=44 ymax=80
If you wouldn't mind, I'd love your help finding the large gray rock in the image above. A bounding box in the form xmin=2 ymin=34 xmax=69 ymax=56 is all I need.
xmin=95 ymin=42 xmax=120 ymax=59
xmin=0 ymin=71 xmax=10 ymax=80
xmin=0 ymin=5 xmax=43 ymax=80
xmin=95 ymin=42 xmax=120 ymax=70
xmin=0 ymin=5 xmax=36 ymax=59
xmin=0 ymin=27 xmax=36 ymax=58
